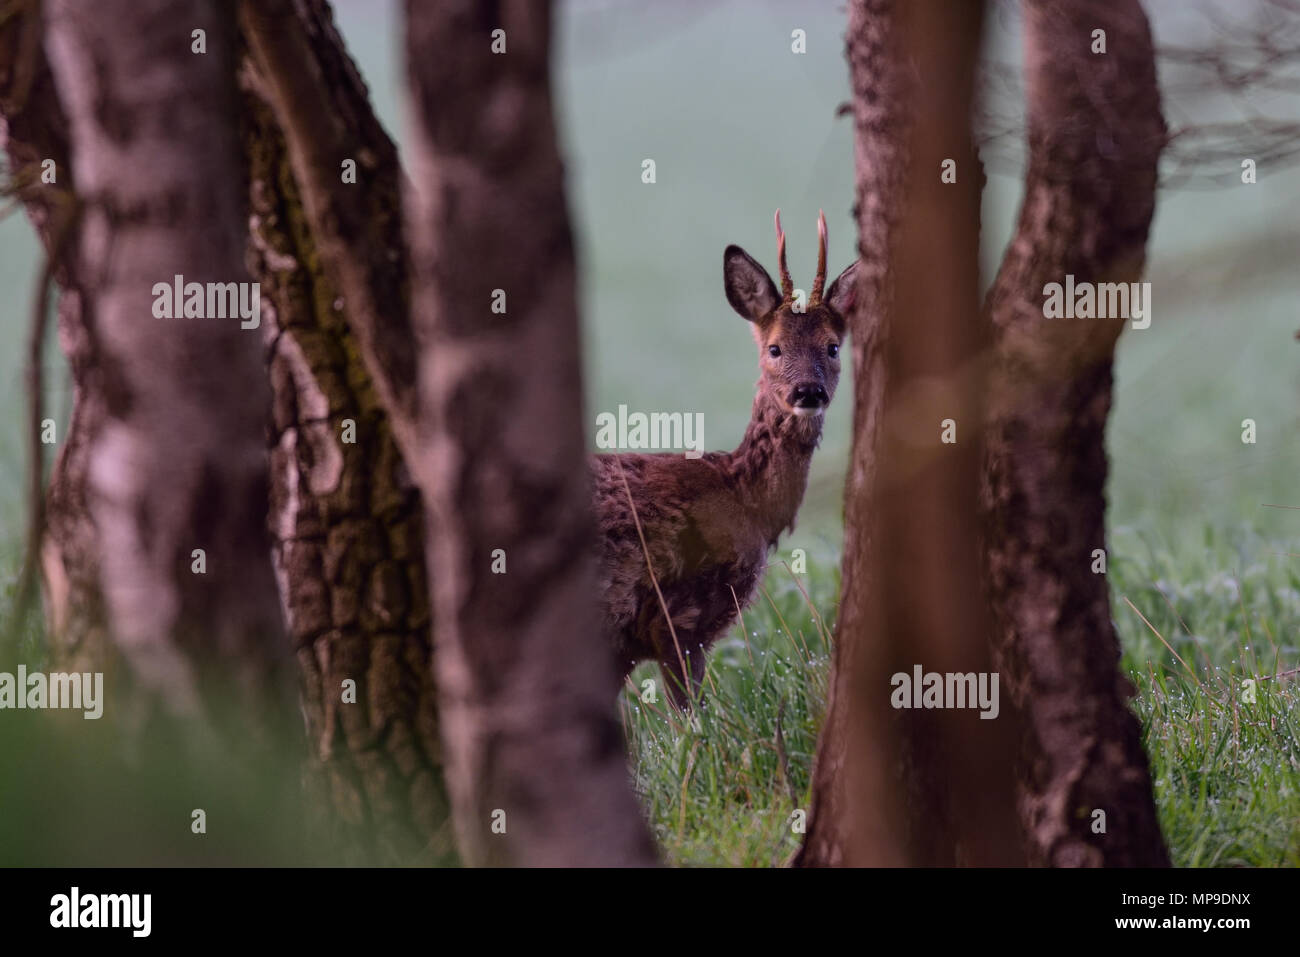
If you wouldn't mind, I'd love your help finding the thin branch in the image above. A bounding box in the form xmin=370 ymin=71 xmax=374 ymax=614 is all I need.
xmin=13 ymin=193 xmax=77 ymax=628
xmin=613 ymin=454 xmax=690 ymax=705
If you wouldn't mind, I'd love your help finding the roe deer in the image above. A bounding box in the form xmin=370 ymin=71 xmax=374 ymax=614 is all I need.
xmin=592 ymin=210 xmax=858 ymax=707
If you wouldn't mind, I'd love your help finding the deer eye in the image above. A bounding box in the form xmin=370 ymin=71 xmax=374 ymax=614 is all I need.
xmin=768 ymin=344 xmax=781 ymax=358
xmin=828 ymin=343 xmax=839 ymax=358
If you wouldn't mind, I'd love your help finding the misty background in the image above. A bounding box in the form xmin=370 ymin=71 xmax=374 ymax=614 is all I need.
xmin=2 ymin=0 xmax=1296 ymax=573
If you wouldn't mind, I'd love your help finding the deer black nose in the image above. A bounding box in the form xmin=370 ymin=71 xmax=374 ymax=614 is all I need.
xmin=790 ymin=383 xmax=829 ymax=408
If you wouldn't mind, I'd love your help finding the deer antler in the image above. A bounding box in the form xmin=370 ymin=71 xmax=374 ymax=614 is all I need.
xmin=810 ymin=209 xmax=828 ymax=304
xmin=774 ymin=208 xmax=794 ymax=302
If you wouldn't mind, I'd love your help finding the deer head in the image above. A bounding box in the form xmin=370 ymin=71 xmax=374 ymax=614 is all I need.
xmin=723 ymin=210 xmax=859 ymax=419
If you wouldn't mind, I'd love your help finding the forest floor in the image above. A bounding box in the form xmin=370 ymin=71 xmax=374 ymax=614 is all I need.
xmin=623 ymin=522 xmax=1300 ymax=867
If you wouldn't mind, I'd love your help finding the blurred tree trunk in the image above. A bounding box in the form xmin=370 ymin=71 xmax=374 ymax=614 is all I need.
xmin=980 ymin=0 xmax=1170 ymax=866
xmin=403 ymin=0 xmax=655 ymax=866
xmin=797 ymin=0 xmax=1023 ymax=867
xmin=41 ymin=0 xmax=291 ymax=721
xmin=795 ymin=0 xmax=909 ymax=867
xmin=3 ymin=0 xmax=452 ymax=863
xmin=864 ymin=0 xmax=1022 ymax=865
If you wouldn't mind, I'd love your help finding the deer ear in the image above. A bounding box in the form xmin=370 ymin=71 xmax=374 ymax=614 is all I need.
xmin=723 ymin=245 xmax=781 ymax=322
xmin=824 ymin=260 xmax=860 ymax=326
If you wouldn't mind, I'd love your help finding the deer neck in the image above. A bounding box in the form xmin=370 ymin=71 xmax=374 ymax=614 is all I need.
xmin=728 ymin=382 xmax=823 ymax=546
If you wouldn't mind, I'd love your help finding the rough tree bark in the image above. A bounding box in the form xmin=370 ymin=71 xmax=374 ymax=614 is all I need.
xmin=234 ymin=3 xmax=455 ymax=856
xmin=404 ymin=0 xmax=656 ymax=866
xmin=795 ymin=0 xmax=909 ymax=867
xmin=241 ymin=63 xmax=453 ymax=864
xmin=980 ymin=0 xmax=1170 ymax=866
xmin=237 ymin=0 xmax=453 ymax=864
xmin=41 ymin=0 xmax=291 ymax=720
xmin=239 ymin=0 xmax=420 ymax=463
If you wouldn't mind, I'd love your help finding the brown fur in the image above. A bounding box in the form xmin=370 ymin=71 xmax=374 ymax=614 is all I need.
xmin=592 ymin=217 xmax=859 ymax=706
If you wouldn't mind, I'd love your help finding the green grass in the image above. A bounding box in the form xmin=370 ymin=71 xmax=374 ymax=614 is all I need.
xmin=0 ymin=553 xmax=324 ymax=866
xmin=2 ymin=517 xmax=1297 ymax=866
xmin=620 ymin=532 xmax=1300 ymax=867
xmin=622 ymin=551 xmax=839 ymax=866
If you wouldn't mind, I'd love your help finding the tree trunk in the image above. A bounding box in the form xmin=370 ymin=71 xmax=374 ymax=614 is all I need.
xmin=403 ymin=0 xmax=656 ymax=866
xmin=795 ymin=0 xmax=910 ymax=867
xmin=4 ymin=0 xmax=452 ymax=862
xmin=235 ymin=2 xmax=454 ymax=860
xmin=41 ymin=0 xmax=291 ymax=720
xmin=239 ymin=0 xmax=420 ymax=463
xmin=798 ymin=0 xmax=1023 ymax=868
xmin=870 ymin=0 xmax=1023 ymax=866
xmin=241 ymin=64 xmax=453 ymax=865
xmin=979 ymin=0 xmax=1170 ymax=866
